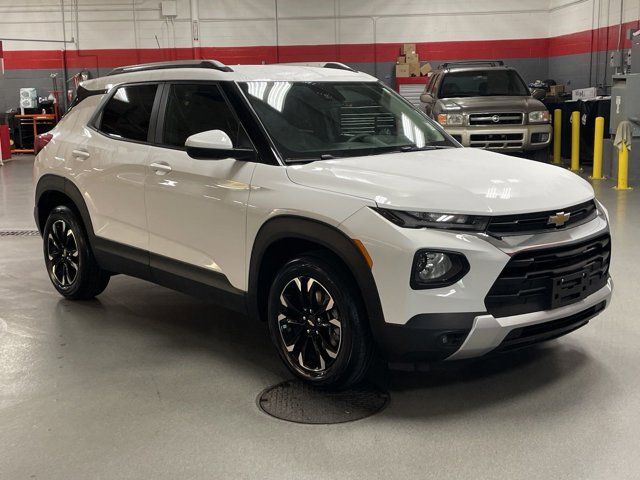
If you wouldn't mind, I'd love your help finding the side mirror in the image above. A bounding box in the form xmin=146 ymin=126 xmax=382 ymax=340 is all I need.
xmin=185 ymin=129 xmax=256 ymax=161
xmin=531 ymin=88 xmax=546 ymax=101
xmin=420 ymin=92 xmax=434 ymax=103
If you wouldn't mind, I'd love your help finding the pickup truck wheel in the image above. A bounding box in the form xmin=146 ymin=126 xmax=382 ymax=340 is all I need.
xmin=43 ymin=206 xmax=110 ymax=300
xmin=267 ymin=254 xmax=373 ymax=390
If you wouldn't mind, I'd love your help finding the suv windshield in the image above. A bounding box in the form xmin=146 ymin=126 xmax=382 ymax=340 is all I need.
xmin=239 ymin=81 xmax=455 ymax=162
xmin=439 ymin=70 xmax=530 ymax=98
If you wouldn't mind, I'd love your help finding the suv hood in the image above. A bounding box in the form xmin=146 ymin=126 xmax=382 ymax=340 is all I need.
xmin=440 ymin=96 xmax=544 ymax=113
xmin=286 ymin=148 xmax=594 ymax=215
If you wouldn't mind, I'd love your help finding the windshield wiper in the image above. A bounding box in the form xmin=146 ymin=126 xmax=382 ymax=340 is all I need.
xmin=285 ymin=153 xmax=336 ymax=164
xmin=399 ymin=145 xmax=452 ymax=152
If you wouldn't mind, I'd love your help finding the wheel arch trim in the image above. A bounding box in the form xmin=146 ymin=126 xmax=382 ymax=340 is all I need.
xmin=248 ymin=215 xmax=386 ymax=336
xmin=35 ymin=174 xmax=96 ymax=238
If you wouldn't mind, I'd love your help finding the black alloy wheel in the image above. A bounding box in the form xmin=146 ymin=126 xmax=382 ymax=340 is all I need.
xmin=268 ymin=254 xmax=373 ymax=390
xmin=42 ymin=206 xmax=110 ymax=299
xmin=277 ymin=276 xmax=342 ymax=374
xmin=46 ymin=219 xmax=80 ymax=289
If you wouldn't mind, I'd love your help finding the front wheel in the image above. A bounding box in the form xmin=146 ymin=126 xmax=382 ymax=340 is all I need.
xmin=43 ymin=206 xmax=110 ymax=300
xmin=267 ymin=254 xmax=374 ymax=390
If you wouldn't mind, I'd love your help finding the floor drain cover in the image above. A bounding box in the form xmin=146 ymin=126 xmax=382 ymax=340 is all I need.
xmin=0 ymin=229 xmax=39 ymax=237
xmin=257 ymin=380 xmax=389 ymax=424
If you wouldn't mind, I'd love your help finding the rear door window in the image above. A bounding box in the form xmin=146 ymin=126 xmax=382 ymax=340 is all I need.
xmin=98 ymin=84 xmax=158 ymax=142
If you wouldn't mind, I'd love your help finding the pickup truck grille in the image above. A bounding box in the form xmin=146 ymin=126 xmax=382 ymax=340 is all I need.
xmin=485 ymin=234 xmax=610 ymax=318
xmin=487 ymin=200 xmax=598 ymax=236
xmin=468 ymin=112 xmax=524 ymax=126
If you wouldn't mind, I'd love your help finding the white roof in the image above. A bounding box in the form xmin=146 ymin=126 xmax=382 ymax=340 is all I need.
xmin=81 ymin=63 xmax=377 ymax=91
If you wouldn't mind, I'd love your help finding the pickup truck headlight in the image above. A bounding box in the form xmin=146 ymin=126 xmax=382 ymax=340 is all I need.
xmin=528 ymin=110 xmax=551 ymax=123
xmin=411 ymin=250 xmax=470 ymax=289
xmin=372 ymin=207 xmax=489 ymax=231
xmin=437 ymin=113 xmax=464 ymax=126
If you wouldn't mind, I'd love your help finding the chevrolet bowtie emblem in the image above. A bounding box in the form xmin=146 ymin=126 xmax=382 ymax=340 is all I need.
xmin=548 ymin=211 xmax=571 ymax=227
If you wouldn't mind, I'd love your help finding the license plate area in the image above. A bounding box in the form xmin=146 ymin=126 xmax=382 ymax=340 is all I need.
xmin=551 ymin=270 xmax=590 ymax=309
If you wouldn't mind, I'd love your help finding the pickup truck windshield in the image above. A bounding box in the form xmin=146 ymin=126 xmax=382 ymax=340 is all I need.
xmin=239 ymin=81 xmax=455 ymax=162
xmin=439 ymin=70 xmax=530 ymax=98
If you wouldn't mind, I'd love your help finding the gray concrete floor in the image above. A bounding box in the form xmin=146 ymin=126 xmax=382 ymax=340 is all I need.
xmin=1 ymin=155 xmax=639 ymax=479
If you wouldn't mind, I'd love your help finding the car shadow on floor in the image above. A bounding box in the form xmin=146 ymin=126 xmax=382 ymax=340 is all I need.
xmin=367 ymin=343 xmax=601 ymax=419
xmin=50 ymin=274 xmax=605 ymax=420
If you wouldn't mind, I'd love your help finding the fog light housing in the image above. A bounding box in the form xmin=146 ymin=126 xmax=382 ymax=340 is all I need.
xmin=410 ymin=250 xmax=470 ymax=289
xmin=531 ymin=132 xmax=550 ymax=143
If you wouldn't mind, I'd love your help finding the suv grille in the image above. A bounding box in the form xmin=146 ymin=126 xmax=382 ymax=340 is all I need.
xmin=487 ymin=200 xmax=598 ymax=236
xmin=485 ymin=234 xmax=611 ymax=318
xmin=468 ymin=112 xmax=524 ymax=126
xmin=469 ymin=133 xmax=523 ymax=149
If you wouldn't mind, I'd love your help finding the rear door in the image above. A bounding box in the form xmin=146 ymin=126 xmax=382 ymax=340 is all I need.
xmin=144 ymin=82 xmax=257 ymax=291
xmin=79 ymin=83 xmax=160 ymax=251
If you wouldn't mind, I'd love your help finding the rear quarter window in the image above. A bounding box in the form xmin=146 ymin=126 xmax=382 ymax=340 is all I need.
xmin=98 ymin=84 xmax=158 ymax=142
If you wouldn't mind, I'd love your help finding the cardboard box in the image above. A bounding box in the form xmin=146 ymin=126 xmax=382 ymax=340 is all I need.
xmin=420 ymin=63 xmax=432 ymax=76
xmin=395 ymin=64 xmax=410 ymax=77
xmin=549 ymin=84 xmax=565 ymax=95
xmin=396 ymin=55 xmax=406 ymax=64
xmin=408 ymin=61 xmax=420 ymax=77
xmin=405 ymin=53 xmax=419 ymax=64
xmin=401 ymin=43 xmax=416 ymax=55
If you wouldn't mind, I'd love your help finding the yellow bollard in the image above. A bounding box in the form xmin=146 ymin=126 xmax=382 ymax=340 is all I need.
xmin=591 ymin=116 xmax=605 ymax=179
xmin=570 ymin=111 xmax=580 ymax=171
xmin=614 ymin=142 xmax=633 ymax=190
xmin=553 ymin=109 xmax=562 ymax=164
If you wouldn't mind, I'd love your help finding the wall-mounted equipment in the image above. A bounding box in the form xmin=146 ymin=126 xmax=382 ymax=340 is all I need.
xmin=19 ymin=88 xmax=37 ymax=109
xmin=631 ymin=30 xmax=640 ymax=74
xmin=161 ymin=1 xmax=177 ymax=17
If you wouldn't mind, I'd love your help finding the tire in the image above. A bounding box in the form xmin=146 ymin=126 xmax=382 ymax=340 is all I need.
xmin=42 ymin=206 xmax=110 ymax=300
xmin=267 ymin=253 xmax=374 ymax=390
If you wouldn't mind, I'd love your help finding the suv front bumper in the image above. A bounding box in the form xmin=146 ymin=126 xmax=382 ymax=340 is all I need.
xmin=371 ymin=279 xmax=612 ymax=362
xmin=446 ymin=277 xmax=612 ymax=360
xmin=339 ymin=206 xmax=611 ymax=362
xmin=445 ymin=123 xmax=552 ymax=152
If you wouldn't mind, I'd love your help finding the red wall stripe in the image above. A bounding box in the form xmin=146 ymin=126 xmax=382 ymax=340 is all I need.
xmin=2 ymin=19 xmax=638 ymax=71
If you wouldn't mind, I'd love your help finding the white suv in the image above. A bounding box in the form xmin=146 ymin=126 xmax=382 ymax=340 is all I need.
xmin=34 ymin=60 xmax=613 ymax=389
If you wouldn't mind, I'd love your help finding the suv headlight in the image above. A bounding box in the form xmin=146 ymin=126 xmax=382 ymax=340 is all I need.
xmin=528 ymin=110 xmax=551 ymax=123
xmin=437 ymin=113 xmax=464 ymax=126
xmin=372 ymin=207 xmax=489 ymax=231
xmin=411 ymin=250 xmax=470 ymax=289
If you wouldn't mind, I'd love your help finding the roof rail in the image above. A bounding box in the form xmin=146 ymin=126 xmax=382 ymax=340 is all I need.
xmin=278 ymin=61 xmax=357 ymax=72
xmin=107 ymin=60 xmax=233 ymax=76
xmin=440 ymin=60 xmax=505 ymax=69
xmin=322 ymin=62 xmax=356 ymax=72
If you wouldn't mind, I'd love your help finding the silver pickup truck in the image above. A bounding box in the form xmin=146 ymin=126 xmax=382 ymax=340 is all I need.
xmin=420 ymin=61 xmax=552 ymax=159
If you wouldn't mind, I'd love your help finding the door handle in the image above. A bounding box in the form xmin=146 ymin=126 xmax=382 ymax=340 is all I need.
xmin=150 ymin=162 xmax=172 ymax=174
xmin=72 ymin=149 xmax=90 ymax=160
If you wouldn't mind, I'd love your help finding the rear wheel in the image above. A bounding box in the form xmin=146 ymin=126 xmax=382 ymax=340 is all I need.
xmin=43 ymin=206 xmax=110 ymax=299
xmin=267 ymin=254 xmax=373 ymax=390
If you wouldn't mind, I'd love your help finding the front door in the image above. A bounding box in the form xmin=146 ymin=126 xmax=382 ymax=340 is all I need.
xmin=144 ymin=83 xmax=256 ymax=291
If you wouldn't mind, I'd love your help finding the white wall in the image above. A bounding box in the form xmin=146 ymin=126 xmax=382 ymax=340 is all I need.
xmin=0 ymin=0 xmax=636 ymax=54
xmin=549 ymin=0 xmax=640 ymax=37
